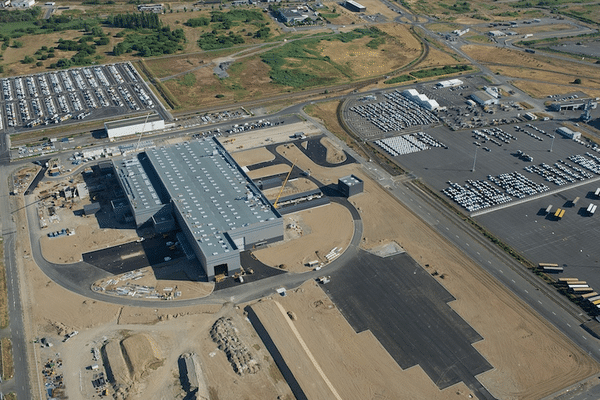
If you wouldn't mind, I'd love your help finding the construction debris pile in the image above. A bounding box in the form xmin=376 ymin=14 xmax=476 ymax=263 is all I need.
xmin=93 ymin=269 xmax=182 ymax=300
xmin=210 ymin=317 xmax=260 ymax=376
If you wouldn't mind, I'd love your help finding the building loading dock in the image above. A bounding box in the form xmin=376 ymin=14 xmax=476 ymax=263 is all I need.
xmin=113 ymin=137 xmax=284 ymax=280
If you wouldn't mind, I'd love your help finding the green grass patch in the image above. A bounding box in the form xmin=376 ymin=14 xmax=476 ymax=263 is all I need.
xmin=260 ymin=27 xmax=386 ymax=88
xmin=366 ymin=36 xmax=386 ymax=49
xmin=113 ymin=27 xmax=185 ymax=57
xmin=177 ymin=73 xmax=196 ymax=87
xmin=384 ymin=74 xmax=413 ymax=84
xmin=320 ymin=13 xmax=340 ymax=19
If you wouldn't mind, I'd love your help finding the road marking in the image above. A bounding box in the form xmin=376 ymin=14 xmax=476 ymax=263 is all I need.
xmin=487 ymin=260 xmax=491 ymax=264
xmin=476 ymin=252 xmax=480 ymax=255
xmin=567 ymin=323 xmax=571 ymax=327
xmin=583 ymin=336 xmax=587 ymax=340
xmin=552 ymin=311 xmax=556 ymax=315
xmin=538 ymin=300 xmax=542 ymax=304
xmin=445 ymin=227 xmax=449 ymax=230
xmin=524 ymin=289 xmax=529 ymax=293
xmin=499 ymin=269 xmax=503 ymax=273
xmin=466 ymin=243 xmax=469 ymax=246
xmin=455 ymin=235 xmax=459 ymax=238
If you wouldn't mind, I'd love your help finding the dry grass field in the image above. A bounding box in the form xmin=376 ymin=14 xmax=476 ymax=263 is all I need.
xmin=512 ymin=80 xmax=600 ymax=99
xmin=462 ymin=45 xmax=600 ymax=88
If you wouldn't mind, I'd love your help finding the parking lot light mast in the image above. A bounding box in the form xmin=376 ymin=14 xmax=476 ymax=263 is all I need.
xmin=549 ymin=134 xmax=555 ymax=152
xmin=472 ymin=146 xmax=478 ymax=172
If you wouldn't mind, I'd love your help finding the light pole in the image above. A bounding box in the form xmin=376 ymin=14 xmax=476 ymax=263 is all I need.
xmin=549 ymin=134 xmax=555 ymax=152
xmin=472 ymin=146 xmax=478 ymax=172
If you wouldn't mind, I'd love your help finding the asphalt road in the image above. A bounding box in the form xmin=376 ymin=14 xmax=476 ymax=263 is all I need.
xmin=0 ymin=165 xmax=33 ymax=400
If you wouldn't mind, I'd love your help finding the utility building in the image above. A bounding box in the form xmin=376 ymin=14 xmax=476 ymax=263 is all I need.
xmin=113 ymin=138 xmax=283 ymax=280
xmin=338 ymin=175 xmax=364 ymax=197
xmin=105 ymin=113 xmax=165 ymax=140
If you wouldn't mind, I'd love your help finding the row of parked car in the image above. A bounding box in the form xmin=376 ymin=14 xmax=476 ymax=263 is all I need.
xmin=444 ymin=171 xmax=550 ymax=211
xmin=350 ymin=90 xmax=439 ymax=133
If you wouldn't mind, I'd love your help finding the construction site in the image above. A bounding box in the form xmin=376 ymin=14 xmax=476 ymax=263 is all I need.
xmin=1 ymin=113 xmax=593 ymax=400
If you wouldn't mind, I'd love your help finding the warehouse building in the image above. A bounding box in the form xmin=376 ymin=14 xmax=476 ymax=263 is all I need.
xmin=345 ymin=0 xmax=365 ymax=12
xmin=113 ymin=138 xmax=283 ymax=280
xmin=470 ymin=91 xmax=499 ymax=106
xmin=105 ymin=113 xmax=165 ymax=140
xmin=338 ymin=175 xmax=364 ymax=197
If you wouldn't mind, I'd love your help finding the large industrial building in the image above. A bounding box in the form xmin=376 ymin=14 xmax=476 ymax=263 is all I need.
xmin=105 ymin=113 xmax=165 ymax=141
xmin=113 ymin=138 xmax=284 ymax=280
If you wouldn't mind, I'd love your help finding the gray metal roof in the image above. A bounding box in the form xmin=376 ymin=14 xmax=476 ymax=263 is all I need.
xmin=113 ymin=156 xmax=165 ymax=213
xmin=146 ymin=138 xmax=280 ymax=256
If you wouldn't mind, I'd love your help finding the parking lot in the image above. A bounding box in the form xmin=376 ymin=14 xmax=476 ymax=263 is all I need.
xmin=475 ymin=182 xmax=600 ymax=294
xmin=0 ymin=62 xmax=163 ymax=134
xmin=371 ymin=115 xmax=600 ymax=306
xmin=343 ymin=75 xmax=527 ymax=141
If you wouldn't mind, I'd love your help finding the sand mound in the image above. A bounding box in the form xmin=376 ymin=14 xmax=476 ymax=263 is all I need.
xmin=103 ymin=333 xmax=163 ymax=397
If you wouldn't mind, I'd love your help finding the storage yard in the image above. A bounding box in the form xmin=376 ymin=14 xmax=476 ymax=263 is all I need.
xmin=0 ymin=62 xmax=165 ymax=134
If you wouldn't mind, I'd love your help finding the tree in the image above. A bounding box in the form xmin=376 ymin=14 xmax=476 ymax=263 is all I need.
xmin=23 ymin=55 xmax=35 ymax=64
xmin=13 ymin=40 xmax=24 ymax=48
xmin=36 ymin=61 xmax=43 ymax=66
xmin=574 ymin=78 xmax=582 ymax=84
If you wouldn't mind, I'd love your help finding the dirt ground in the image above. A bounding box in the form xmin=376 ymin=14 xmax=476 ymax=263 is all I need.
xmin=229 ymin=147 xmax=275 ymax=167
xmin=261 ymin=177 xmax=319 ymax=200
xmin=254 ymin=202 xmax=354 ymax=272
xmin=40 ymin=223 xmax=137 ymax=264
xmin=219 ymin=121 xmax=321 ymax=152
xmin=246 ymin=164 xmax=291 ymax=180
xmin=93 ymin=266 xmax=214 ymax=301
xmin=249 ymin=281 xmax=474 ymax=400
xmin=320 ymin=136 xmax=347 ymax=164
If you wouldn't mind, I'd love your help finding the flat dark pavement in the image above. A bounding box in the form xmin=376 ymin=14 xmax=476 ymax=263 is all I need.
xmin=295 ymin=135 xmax=356 ymax=167
xmin=322 ymin=250 xmax=495 ymax=399
xmin=215 ymin=250 xmax=286 ymax=290
xmin=82 ymin=236 xmax=184 ymax=274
